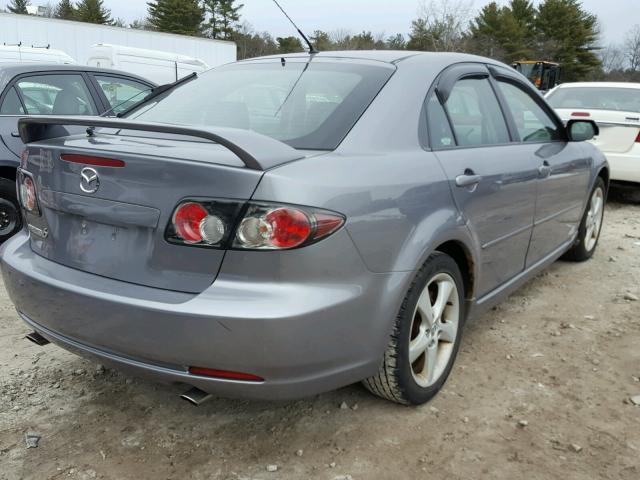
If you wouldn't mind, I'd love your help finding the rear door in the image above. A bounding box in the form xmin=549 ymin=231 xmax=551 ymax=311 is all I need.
xmin=428 ymin=64 xmax=538 ymax=297
xmin=491 ymin=68 xmax=590 ymax=266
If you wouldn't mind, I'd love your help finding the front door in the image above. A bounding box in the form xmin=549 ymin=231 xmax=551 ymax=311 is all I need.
xmin=490 ymin=69 xmax=590 ymax=267
xmin=427 ymin=65 xmax=538 ymax=298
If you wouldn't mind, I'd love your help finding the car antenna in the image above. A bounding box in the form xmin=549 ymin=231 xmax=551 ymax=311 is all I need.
xmin=271 ymin=0 xmax=318 ymax=54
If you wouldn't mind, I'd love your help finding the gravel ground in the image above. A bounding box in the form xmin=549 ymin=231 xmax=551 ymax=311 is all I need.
xmin=0 ymin=188 xmax=639 ymax=480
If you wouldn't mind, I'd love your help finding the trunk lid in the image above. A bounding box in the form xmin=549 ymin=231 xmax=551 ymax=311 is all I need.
xmin=556 ymin=108 xmax=640 ymax=153
xmin=22 ymin=132 xmax=265 ymax=293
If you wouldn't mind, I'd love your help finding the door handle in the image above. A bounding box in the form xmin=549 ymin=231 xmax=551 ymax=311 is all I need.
xmin=11 ymin=131 xmax=21 ymax=138
xmin=538 ymin=161 xmax=552 ymax=178
xmin=455 ymin=169 xmax=482 ymax=188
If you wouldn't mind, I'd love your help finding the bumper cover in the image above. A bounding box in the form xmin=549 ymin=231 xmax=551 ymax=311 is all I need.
xmin=1 ymin=232 xmax=410 ymax=400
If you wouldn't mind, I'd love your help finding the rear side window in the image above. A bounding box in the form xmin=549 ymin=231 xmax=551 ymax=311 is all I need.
xmin=95 ymin=75 xmax=152 ymax=115
xmin=497 ymin=80 xmax=562 ymax=142
xmin=0 ymin=87 xmax=24 ymax=115
xmin=15 ymin=74 xmax=97 ymax=115
xmin=445 ymin=78 xmax=510 ymax=146
xmin=131 ymin=61 xmax=395 ymax=150
xmin=426 ymin=94 xmax=455 ymax=149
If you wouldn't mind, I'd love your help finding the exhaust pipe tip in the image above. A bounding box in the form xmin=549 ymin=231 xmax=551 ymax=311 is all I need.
xmin=25 ymin=331 xmax=50 ymax=346
xmin=180 ymin=387 xmax=213 ymax=406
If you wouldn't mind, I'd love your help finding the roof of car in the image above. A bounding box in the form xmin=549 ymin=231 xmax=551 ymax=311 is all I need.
xmin=241 ymin=50 xmax=500 ymax=66
xmin=556 ymin=81 xmax=640 ymax=90
xmin=0 ymin=63 xmax=155 ymax=88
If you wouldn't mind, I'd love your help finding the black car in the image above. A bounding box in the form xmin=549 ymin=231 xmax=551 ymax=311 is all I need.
xmin=0 ymin=64 xmax=155 ymax=242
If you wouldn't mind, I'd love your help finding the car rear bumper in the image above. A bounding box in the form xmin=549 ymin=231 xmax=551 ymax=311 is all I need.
xmin=1 ymin=232 xmax=410 ymax=400
xmin=604 ymin=146 xmax=640 ymax=183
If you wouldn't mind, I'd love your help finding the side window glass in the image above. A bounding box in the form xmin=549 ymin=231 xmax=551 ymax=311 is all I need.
xmin=426 ymin=94 xmax=455 ymax=148
xmin=15 ymin=74 xmax=97 ymax=115
xmin=95 ymin=76 xmax=152 ymax=115
xmin=0 ymin=87 xmax=25 ymax=115
xmin=497 ymin=80 xmax=562 ymax=142
xmin=445 ymin=78 xmax=510 ymax=146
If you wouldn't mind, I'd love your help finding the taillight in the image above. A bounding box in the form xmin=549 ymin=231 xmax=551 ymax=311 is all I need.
xmin=636 ymin=131 xmax=640 ymax=143
xmin=234 ymin=204 xmax=344 ymax=250
xmin=166 ymin=200 xmax=244 ymax=247
xmin=166 ymin=200 xmax=345 ymax=250
xmin=18 ymin=172 xmax=40 ymax=215
xmin=571 ymin=112 xmax=591 ymax=117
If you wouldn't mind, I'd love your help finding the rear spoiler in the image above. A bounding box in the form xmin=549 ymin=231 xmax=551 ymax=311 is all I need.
xmin=18 ymin=116 xmax=305 ymax=171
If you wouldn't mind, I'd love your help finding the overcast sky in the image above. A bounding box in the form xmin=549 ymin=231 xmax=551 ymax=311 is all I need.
xmin=4 ymin=0 xmax=638 ymax=45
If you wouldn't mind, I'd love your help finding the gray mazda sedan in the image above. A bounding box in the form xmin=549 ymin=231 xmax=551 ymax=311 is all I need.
xmin=1 ymin=51 xmax=607 ymax=405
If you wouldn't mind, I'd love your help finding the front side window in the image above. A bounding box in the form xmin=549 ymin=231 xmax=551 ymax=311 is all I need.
xmin=95 ymin=76 xmax=152 ymax=115
xmin=445 ymin=78 xmax=510 ymax=147
xmin=130 ymin=60 xmax=395 ymax=150
xmin=497 ymin=80 xmax=562 ymax=142
xmin=0 ymin=87 xmax=24 ymax=115
xmin=15 ymin=74 xmax=97 ymax=115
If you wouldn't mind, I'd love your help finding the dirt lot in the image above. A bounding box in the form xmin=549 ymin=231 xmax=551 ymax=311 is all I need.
xmin=1 ymin=189 xmax=639 ymax=480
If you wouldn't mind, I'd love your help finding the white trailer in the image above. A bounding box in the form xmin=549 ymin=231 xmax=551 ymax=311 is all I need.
xmin=0 ymin=12 xmax=236 ymax=74
xmin=88 ymin=44 xmax=210 ymax=84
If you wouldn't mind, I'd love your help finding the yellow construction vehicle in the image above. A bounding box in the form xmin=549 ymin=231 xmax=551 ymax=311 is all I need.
xmin=512 ymin=60 xmax=561 ymax=92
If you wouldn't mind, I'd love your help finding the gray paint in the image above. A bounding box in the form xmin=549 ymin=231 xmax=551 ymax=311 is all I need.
xmin=0 ymin=51 xmax=608 ymax=400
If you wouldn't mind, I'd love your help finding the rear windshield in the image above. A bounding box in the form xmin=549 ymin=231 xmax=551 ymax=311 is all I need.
xmin=130 ymin=60 xmax=395 ymax=150
xmin=547 ymin=87 xmax=640 ymax=112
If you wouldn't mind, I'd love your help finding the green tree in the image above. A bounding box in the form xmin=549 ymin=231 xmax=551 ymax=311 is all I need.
xmin=310 ymin=30 xmax=333 ymax=51
xmin=276 ymin=36 xmax=303 ymax=54
xmin=386 ymin=33 xmax=406 ymax=50
xmin=147 ymin=0 xmax=204 ymax=36
xmin=76 ymin=0 xmax=111 ymax=24
xmin=54 ymin=0 xmax=75 ymax=20
xmin=232 ymin=22 xmax=278 ymax=60
xmin=204 ymin=0 xmax=242 ymax=40
xmin=536 ymin=0 xmax=600 ymax=81
xmin=8 ymin=0 xmax=30 ymax=14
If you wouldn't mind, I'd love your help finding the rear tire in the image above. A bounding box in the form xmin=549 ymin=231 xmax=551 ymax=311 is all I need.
xmin=0 ymin=177 xmax=21 ymax=244
xmin=363 ymin=252 xmax=465 ymax=405
xmin=564 ymin=177 xmax=606 ymax=262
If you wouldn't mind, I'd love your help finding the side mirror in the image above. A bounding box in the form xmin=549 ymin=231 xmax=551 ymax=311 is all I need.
xmin=567 ymin=119 xmax=599 ymax=142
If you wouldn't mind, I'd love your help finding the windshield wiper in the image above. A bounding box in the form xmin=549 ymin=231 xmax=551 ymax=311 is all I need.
xmin=116 ymin=72 xmax=198 ymax=118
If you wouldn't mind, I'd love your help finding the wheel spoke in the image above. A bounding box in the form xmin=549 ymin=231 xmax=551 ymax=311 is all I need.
xmin=416 ymin=288 xmax=434 ymax=326
xmin=439 ymin=320 xmax=457 ymax=343
xmin=409 ymin=329 xmax=429 ymax=364
xmin=424 ymin=341 xmax=438 ymax=385
xmin=432 ymin=280 xmax=453 ymax=322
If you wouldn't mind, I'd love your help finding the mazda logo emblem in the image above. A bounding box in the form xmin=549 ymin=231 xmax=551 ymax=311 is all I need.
xmin=80 ymin=167 xmax=100 ymax=194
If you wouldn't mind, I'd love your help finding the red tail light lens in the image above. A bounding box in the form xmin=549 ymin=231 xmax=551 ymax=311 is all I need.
xmin=18 ymin=172 xmax=40 ymax=215
xmin=173 ymin=202 xmax=208 ymax=243
xmin=571 ymin=112 xmax=591 ymax=117
xmin=635 ymin=131 xmax=640 ymax=143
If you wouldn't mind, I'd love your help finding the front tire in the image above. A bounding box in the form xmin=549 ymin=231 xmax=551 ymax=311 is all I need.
xmin=363 ymin=252 xmax=465 ymax=405
xmin=0 ymin=178 xmax=21 ymax=243
xmin=564 ymin=177 xmax=606 ymax=262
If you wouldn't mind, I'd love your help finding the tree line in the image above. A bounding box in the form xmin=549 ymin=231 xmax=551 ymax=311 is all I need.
xmin=3 ymin=0 xmax=640 ymax=82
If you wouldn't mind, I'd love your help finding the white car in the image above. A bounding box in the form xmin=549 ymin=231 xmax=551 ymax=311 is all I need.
xmin=546 ymin=82 xmax=640 ymax=183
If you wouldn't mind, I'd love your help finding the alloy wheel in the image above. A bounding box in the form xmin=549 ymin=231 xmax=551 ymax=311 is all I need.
xmin=584 ymin=186 xmax=604 ymax=252
xmin=0 ymin=199 xmax=18 ymax=237
xmin=408 ymin=272 xmax=460 ymax=387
